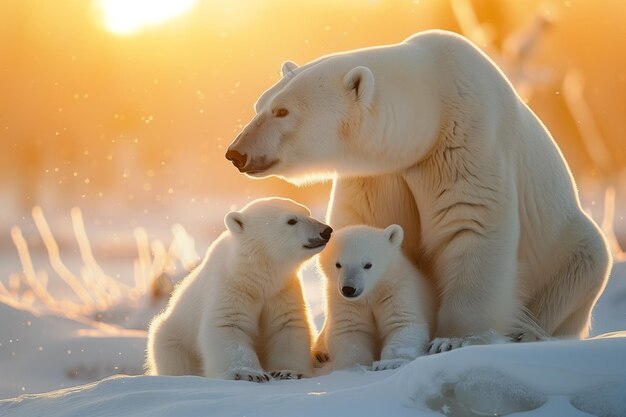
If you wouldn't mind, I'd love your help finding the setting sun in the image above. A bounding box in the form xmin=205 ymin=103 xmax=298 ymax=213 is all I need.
xmin=98 ymin=0 xmax=197 ymax=35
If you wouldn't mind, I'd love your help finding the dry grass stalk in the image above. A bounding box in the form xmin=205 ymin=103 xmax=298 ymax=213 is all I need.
xmin=71 ymin=207 xmax=125 ymax=302
xmin=4 ymin=206 xmax=199 ymax=318
xmin=31 ymin=206 xmax=95 ymax=306
xmin=10 ymin=226 xmax=58 ymax=310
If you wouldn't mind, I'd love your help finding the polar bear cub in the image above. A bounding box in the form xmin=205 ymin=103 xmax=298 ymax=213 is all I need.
xmin=146 ymin=197 xmax=332 ymax=381
xmin=315 ymin=224 xmax=433 ymax=371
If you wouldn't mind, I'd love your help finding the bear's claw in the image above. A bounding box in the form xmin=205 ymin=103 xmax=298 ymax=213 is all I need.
xmin=314 ymin=351 xmax=330 ymax=364
xmin=228 ymin=367 xmax=271 ymax=383
xmin=270 ymin=370 xmax=303 ymax=380
xmin=509 ymin=331 xmax=541 ymax=343
xmin=427 ymin=337 xmax=467 ymax=355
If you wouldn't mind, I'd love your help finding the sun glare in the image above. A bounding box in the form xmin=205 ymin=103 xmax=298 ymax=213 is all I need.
xmin=98 ymin=0 xmax=197 ymax=35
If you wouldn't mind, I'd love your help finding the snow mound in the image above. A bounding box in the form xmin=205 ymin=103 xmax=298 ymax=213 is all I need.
xmin=426 ymin=368 xmax=547 ymax=416
xmin=570 ymin=381 xmax=626 ymax=417
xmin=2 ymin=337 xmax=625 ymax=417
xmin=400 ymin=337 xmax=626 ymax=416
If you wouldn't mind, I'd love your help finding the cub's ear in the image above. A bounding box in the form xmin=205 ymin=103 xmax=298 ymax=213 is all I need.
xmin=225 ymin=211 xmax=246 ymax=234
xmin=384 ymin=224 xmax=404 ymax=247
xmin=343 ymin=66 xmax=375 ymax=105
xmin=281 ymin=61 xmax=298 ymax=78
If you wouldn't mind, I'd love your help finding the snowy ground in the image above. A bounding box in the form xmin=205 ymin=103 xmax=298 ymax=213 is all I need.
xmin=1 ymin=212 xmax=625 ymax=416
xmin=0 ymin=267 xmax=625 ymax=416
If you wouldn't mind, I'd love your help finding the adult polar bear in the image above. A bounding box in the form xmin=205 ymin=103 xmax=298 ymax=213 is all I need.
xmin=226 ymin=30 xmax=611 ymax=349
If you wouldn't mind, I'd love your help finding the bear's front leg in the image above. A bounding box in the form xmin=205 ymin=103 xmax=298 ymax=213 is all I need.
xmin=374 ymin=324 xmax=430 ymax=370
xmin=325 ymin=301 xmax=377 ymax=370
xmin=372 ymin=290 xmax=430 ymax=371
xmin=404 ymin=161 xmax=521 ymax=353
xmin=198 ymin=306 xmax=270 ymax=382
xmin=428 ymin=199 xmax=520 ymax=352
xmin=261 ymin=279 xmax=313 ymax=379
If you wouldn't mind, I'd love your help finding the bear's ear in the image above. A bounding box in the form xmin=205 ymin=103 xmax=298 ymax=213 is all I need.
xmin=224 ymin=211 xmax=246 ymax=234
xmin=384 ymin=224 xmax=404 ymax=247
xmin=343 ymin=66 xmax=375 ymax=105
xmin=281 ymin=61 xmax=298 ymax=78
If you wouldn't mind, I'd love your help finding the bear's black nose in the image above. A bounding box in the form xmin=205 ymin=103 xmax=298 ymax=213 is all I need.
xmin=225 ymin=149 xmax=247 ymax=170
xmin=320 ymin=226 xmax=333 ymax=242
xmin=341 ymin=286 xmax=357 ymax=297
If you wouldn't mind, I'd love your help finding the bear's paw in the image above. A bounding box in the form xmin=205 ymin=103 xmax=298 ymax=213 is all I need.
xmin=372 ymin=358 xmax=410 ymax=371
xmin=226 ymin=367 xmax=271 ymax=383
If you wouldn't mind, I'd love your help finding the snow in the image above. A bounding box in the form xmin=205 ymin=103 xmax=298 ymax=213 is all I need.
xmin=1 ymin=338 xmax=625 ymax=416
xmin=1 ymin=233 xmax=625 ymax=416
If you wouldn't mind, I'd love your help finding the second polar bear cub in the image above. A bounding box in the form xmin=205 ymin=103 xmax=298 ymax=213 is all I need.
xmin=146 ymin=197 xmax=332 ymax=382
xmin=316 ymin=224 xmax=433 ymax=371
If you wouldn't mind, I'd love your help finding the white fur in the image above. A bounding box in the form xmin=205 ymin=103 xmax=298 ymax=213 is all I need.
xmin=145 ymin=197 xmax=327 ymax=380
xmin=315 ymin=225 xmax=433 ymax=370
xmin=227 ymin=30 xmax=611 ymax=346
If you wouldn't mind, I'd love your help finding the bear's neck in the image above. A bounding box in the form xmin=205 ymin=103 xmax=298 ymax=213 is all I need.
xmin=228 ymin=245 xmax=295 ymax=298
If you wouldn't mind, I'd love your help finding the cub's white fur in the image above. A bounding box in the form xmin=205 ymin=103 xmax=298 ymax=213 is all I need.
xmin=227 ymin=30 xmax=611 ymax=350
xmin=315 ymin=224 xmax=433 ymax=370
xmin=146 ymin=197 xmax=330 ymax=381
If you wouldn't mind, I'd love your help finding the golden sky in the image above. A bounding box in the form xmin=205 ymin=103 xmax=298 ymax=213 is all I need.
xmin=1 ymin=0 xmax=625 ymax=216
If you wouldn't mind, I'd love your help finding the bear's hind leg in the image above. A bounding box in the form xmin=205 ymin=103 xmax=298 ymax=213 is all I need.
xmin=528 ymin=222 xmax=610 ymax=339
xmin=147 ymin=322 xmax=201 ymax=376
xmin=553 ymin=297 xmax=597 ymax=337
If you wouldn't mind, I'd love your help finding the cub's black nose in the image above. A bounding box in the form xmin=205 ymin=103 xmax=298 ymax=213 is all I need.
xmin=320 ymin=226 xmax=333 ymax=242
xmin=225 ymin=149 xmax=247 ymax=170
xmin=341 ymin=286 xmax=357 ymax=297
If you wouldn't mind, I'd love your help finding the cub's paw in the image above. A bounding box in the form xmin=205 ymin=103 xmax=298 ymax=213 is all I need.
xmin=227 ymin=367 xmax=271 ymax=383
xmin=372 ymin=358 xmax=410 ymax=371
xmin=269 ymin=370 xmax=303 ymax=380
xmin=426 ymin=337 xmax=467 ymax=355
xmin=313 ymin=350 xmax=330 ymax=365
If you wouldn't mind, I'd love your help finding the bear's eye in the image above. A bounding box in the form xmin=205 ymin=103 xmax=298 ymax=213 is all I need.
xmin=335 ymin=262 xmax=342 ymax=269
xmin=364 ymin=263 xmax=372 ymax=270
xmin=287 ymin=218 xmax=298 ymax=225
xmin=274 ymin=108 xmax=289 ymax=118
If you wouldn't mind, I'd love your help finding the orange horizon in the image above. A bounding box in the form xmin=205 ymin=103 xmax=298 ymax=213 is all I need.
xmin=1 ymin=0 xmax=625 ymax=220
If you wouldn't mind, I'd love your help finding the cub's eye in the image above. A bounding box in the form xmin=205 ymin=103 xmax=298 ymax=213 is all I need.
xmin=335 ymin=262 xmax=342 ymax=269
xmin=287 ymin=218 xmax=298 ymax=225
xmin=275 ymin=108 xmax=289 ymax=118
xmin=364 ymin=263 xmax=372 ymax=270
